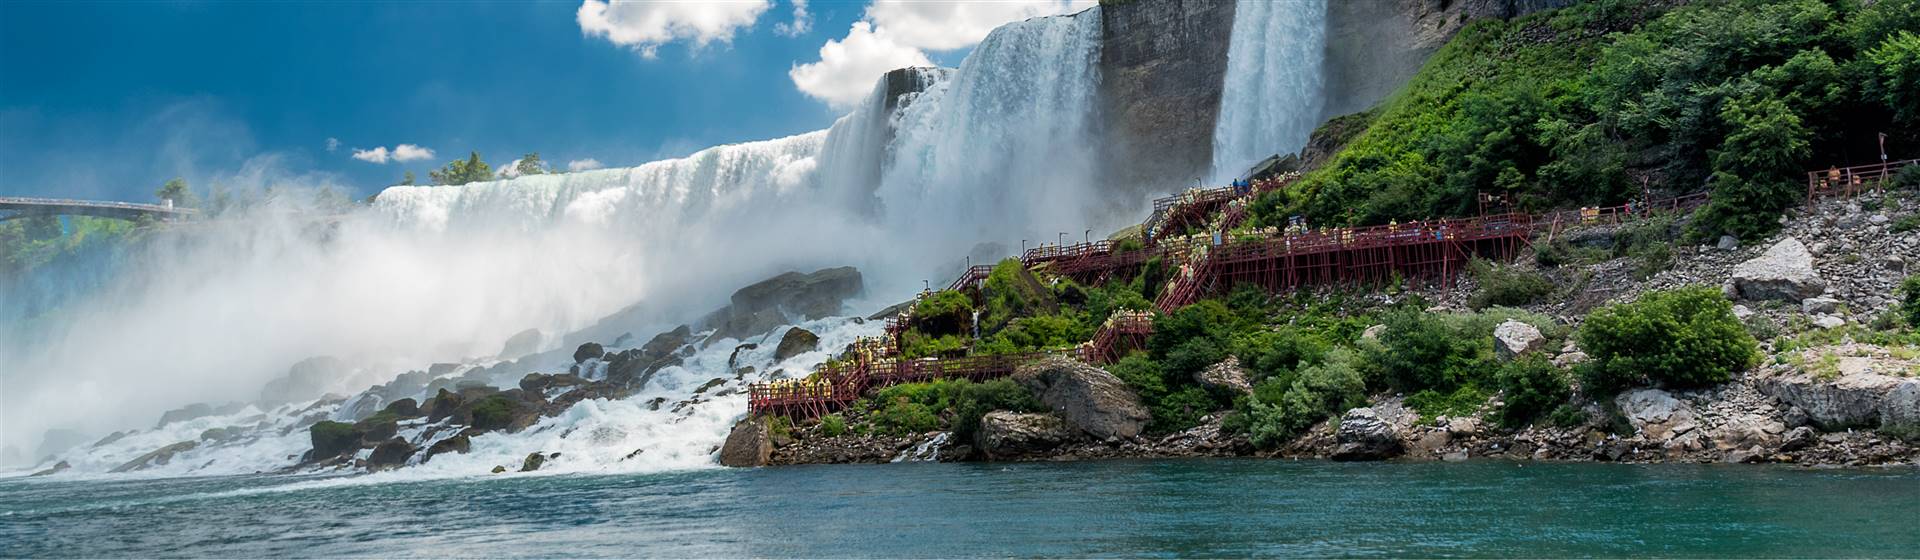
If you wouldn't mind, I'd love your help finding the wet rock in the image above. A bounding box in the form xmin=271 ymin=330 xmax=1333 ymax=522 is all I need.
xmin=500 ymin=328 xmax=543 ymax=358
xmin=772 ymin=327 xmax=820 ymax=362
xmin=1724 ymin=446 xmax=1767 ymax=464
xmin=708 ymin=267 xmax=864 ymax=340
xmin=307 ymin=421 xmax=363 ymax=460
xmin=110 ymin=441 xmax=198 ymax=473
xmin=155 ymin=402 xmax=243 ymax=428
xmin=491 ymin=465 xmax=507 ymax=474
xmin=1442 ymin=450 xmax=1469 ymax=462
xmin=1730 ymin=238 xmax=1826 ymax=301
xmin=573 ymin=342 xmax=605 ymax=364
xmin=719 ymin=416 xmax=773 ymax=467
xmin=977 ymin=411 xmax=1077 ymax=459
xmin=1013 ymin=357 xmax=1151 ymax=440
xmin=1194 ymin=356 xmax=1253 ymax=395
xmin=1493 ymin=319 xmax=1546 ymax=361
xmin=1330 ymin=408 xmax=1403 ymax=461
xmin=90 ymin=431 xmax=129 ymax=449
xmin=424 ymin=434 xmax=471 ymax=461
xmin=694 ymin=378 xmax=727 ymax=394
xmin=30 ymin=460 xmax=70 ymax=477
xmin=519 ymin=452 xmax=546 ymax=472
xmin=367 ymin=438 xmax=416 ymax=471
xmin=382 ymin=398 xmax=421 ymax=419
xmin=727 ymin=343 xmax=760 ymax=370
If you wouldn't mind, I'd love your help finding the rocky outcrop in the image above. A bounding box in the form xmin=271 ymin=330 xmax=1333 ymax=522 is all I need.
xmin=367 ymin=438 xmax=416 ymax=471
xmin=719 ymin=416 xmax=773 ymax=467
xmin=1330 ymin=408 xmax=1403 ymax=461
xmin=1758 ymin=370 xmax=1920 ymax=430
xmin=1730 ymin=238 xmax=1826 ymax=301
xmin=977 ymin=412 xmax=1079 ymax=459
xmin=772 ymin=327 xmax=820 ymax=362
xmin=706 ymin=267 xmax=863 ymax=340
xmin=572 ymin=342 xmax=605 ymax=364
xmin=1195 ymin=356 xmax=1253 ymax=395
xmin=1013 ymin=358 xmax=1151 ymax=440
xmin=1097 ymin=0 xmax=1236 ymax=198
xmin=1617 ymin=389 xmax=1698 ymax=441
xmin=155 ymin=402 xmax=246 ymax=428
xmin=1493 ymin=319 xmax=1546 ymax=361
xmin=499 ymin=328 xmax=543 ymax=358
xmin=602 ymin=325 xmax=692 ymax=390
xmin=110 ymin=441 xmax=198 ymax=473
xmin=519 ymin=452 xmax=547 ymax=472
xmin=30 ymin=460 xmax=70 ymax=477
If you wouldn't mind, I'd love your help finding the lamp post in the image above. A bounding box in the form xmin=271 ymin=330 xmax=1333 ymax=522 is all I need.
xmin=1085 ymin=229 xmax=1092 ymax=244
xmin=1058 ymin=232 xmax=1067 ymax=247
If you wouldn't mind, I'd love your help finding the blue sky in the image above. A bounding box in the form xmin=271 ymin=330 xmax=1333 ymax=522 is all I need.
xmin=0 ymin=1 xmax=1097 ymax=201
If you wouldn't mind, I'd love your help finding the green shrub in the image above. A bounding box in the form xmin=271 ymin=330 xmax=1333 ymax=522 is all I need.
xmin=1231 ymin=325 xmax=1332 ymax=382
xmin=912 ymin=290 xmax=974 ymax=336
xmin=868 ymin=401 xmax=939 ymax=435
xmin=869 ymin=378 xmax=1041 ymax=440
xmin=1892 ymin=215 xmax=1920 ymax=234
xmin=1368 ymin=307 xmax=1494 ymax=392
xmin=819 ymin=414 xmax=847 ymax=437
xmin=1576 ymin=286 xmax=1759 ymax=393
xmin=1405 ymin=385 xmax=1490 ymax=425
xmin=1107 ymin=354 xmax=1214 ymax=434
xmin=899 ymin=331 xmax=968 ymax=359
xmin=1902 ymin=275 xmax=1920 ymax=328
xmin=1234 ymin=348 xmax=1369 ymax=449
xmin=979 ymin=313 xmax=1087 ymax=355
xmin=1492 ymin=356 xmax=1572 ymax=428
xmin=1468 ymin=259 xmax=1553 ymax=309
xmin=1545 ymin=404 xmax=1589 ymax=428
xmin=1115 ymin=237 xmax=1146 ymax=253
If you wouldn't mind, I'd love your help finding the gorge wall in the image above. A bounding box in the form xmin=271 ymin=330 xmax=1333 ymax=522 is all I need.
xmin=1097 ymin=0 xmax=1238 ymax=203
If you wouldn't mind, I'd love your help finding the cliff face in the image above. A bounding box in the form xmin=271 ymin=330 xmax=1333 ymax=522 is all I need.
xmin=1097 ymin=0 xmax=1237 ymax=203
xmin=1322 ymin=0 xmax=1575 ymax=119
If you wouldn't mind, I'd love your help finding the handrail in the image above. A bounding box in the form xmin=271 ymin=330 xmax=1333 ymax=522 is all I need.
xmin=0 ymin=196 xmax=200 ymax=215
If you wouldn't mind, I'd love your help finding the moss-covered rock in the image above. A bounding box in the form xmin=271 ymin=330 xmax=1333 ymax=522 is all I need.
xmin=308 ymin=421 xmax=362 ymax=460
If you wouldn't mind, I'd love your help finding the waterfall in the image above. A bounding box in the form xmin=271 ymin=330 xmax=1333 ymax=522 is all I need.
xmin=6 ymin=8 xmax=1115 ymax=478
xmin=1209 ymin=0 xmax=1329 ymax=182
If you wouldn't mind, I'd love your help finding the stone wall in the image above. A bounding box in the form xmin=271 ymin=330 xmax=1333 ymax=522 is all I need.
xmin=1097 ymin=0 xmax=1237 ymax=204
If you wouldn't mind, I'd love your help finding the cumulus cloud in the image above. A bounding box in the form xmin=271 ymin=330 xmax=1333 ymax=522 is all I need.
xmin=788 ymin=22 xmax=933 ymax=108
xmin=568 ymin=158 xmax=606 ymax=172
xmin=577 ymin=0 xmax=772 ymax=58
xmin=773 ymin=0 xmax=812 ymax=37
xmin=789 ymin=0 xmax=1092 ymax=107
xmin=352 ymin=144 xmax=435 ymax=164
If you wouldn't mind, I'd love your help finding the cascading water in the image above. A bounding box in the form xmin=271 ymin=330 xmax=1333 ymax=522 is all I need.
xmin=5 ymin=6 xmax=1116 ymax=480
xmin=1209 ymin=0 xmax=1329 ymax=182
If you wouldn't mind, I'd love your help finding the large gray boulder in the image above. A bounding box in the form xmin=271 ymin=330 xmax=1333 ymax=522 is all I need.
xmin=1012 ymin=357 xmax=1151 ymax=440
xmin=110 ymin=441 xmax=198 ymax=473
xmin=1493 ymin=319 xmax=1546 ymax=361
xmin=1616 ymin=388 xmax=1698 ymax=442
xmin=1730 ymin=238 xmax=1826 ymax=301
xmin=772 ymin=327 xmax=820 ymax=362
xmin=1194 ymin=356 xmax=1253 ymax=395
xmin=708 ymin=267 xmax=863 ymax=340
xmin=976 ymin=411 xmax=1077 ymax=459
xmin=1759 ymin=370 xmax=1920 ymax=430
xmin=1330 ymin=408 xmax=1402 ymax=461
xmin=719 ymin=416 xmax=772 ymax=467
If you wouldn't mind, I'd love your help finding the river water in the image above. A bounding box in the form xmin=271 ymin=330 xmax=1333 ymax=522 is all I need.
xmin=4 ymin=459 xmax=1915 ymax=557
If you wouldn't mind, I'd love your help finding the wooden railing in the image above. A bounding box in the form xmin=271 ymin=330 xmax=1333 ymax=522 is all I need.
xmin=1806 ymin=159 xmax=1915 ymax=203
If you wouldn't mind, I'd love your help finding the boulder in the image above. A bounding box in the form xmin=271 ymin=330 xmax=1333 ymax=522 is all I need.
xmin=709 ymin=267 xmax=864 ymax=340
xmin=772 ymin=327 xmax=820 ymax=362
xmin=110 ymin=441 xmax=198 ymax=473
xmin=1615 ymin=389 xmax=1697 ymax=442
xmin=1012 ymin=357 xmax=1151 ymax=440
xmin=1493 ymin=319 xmax=1546 ymax=361
xmin=381 ymin=398 xmax=421 ymax=419
xmin=573 ymin=342 xmax=605 ymax=364
xmin=424 ymin=389 xmax=462 ymax=423
xmin=719 ymin=416 xmax=773 ymax=467
xmin=367 ymin=438 xmax=416 ymax=471
xmin=976 ymin=411 xmax=1077 ymax=459
xmin=1717 ymin=235 xmax=1739 ymax=250
xmin=1708 ymin=413 xmax=1785 ymax=451
xmin=519 ymin=452 xmax=546 ymax=472
xmin=500 ymin=328 xmax=543 ymax=358
xmin=727 ymin=343 xmax=760 ymax=370
xmin=1361 ymin=324 xmax=1386 ymax=341
xmin=1779 ymin=426 xmax=1817 ymax=452
xmin=1812 ymin=315 xmax=1846 ymax=329
xmin=30 ymin=460 xmax=72 ymax=477
xmin=1759 ymin=371 xmax=1920 ymax=430
xmin=307 ymin=421 xmax=363 ymax=460
xmin=1801 ymin=296 xmax=1841 ymax=315
xmin=424 ymin=434 xmax=472 ymax=461
xmin=1194 ymin=356 xmax=1253 ymax=395
xmin=1730 ymin=238 xmax=1826 ymax=301
xmin=1445 ymin=417 xmax=1480 ymax=438
xmin=1330 ymin=408 xmax=1403 ymax=461
xmin=603 ymin=326 xmax=692 ymax=390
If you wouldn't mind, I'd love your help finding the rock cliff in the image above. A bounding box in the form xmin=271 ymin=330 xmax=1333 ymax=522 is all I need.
xmin=1097 ymin=0 xmax=1236 ymax=200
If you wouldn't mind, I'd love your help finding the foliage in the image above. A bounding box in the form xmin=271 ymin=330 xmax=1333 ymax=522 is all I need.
xmin=1405 ymin=384 xmax=1490 ymax=425
xmin=513 ymin=152 xmax=550 ymax=176
xmin=980 ymin=259 xmax=1050 ymax=332
xmin=1230 ymin=347 xmax=1370 ymax=449
xmin=912 ymin=290 xmax=974 ymax=336
xmin=867 ymin=378 xmax=1041 ymax=440
xmin=400 ymin=171 xmax=416 ymax=186
xmin=1115 ymin=237 xmax=1146 ymax=253
xmin=469 ymin=395 xmax=517 ymax=431
xmin=1230 ymin=325 xmax=1333 ymax=383
xmin=154 ymin=177 xmax=197 ymax=208
xmin=898 ymin=330 xmax=968 ymax=359
xmin=430 ymin=151 xmax=494 ymax=186
xmin=1576 ymin=286 xmax=1759 ymax=393
xmin=1367 ymin=307 xmax=1494 ymax=392
xmin=1864 ymin=31 xmax=1920 ymax=128
xmin=1492 ymin=356 xmax=1573 ymax=428
xmin=1693 ymin=93 xmax=1813 ymax=240
xmin=1468 ymin=259 xmax=1553 ymax=309
xmin=819 ymin=414 xmax=847 ymax=437
xmin=978 ymin=313 xmax=1087 ymax=355
xmin=1903 ymin=275 xmax=1920 ymax=328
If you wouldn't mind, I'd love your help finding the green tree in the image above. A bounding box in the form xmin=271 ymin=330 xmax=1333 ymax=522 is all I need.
xmin=1694 ymin=92 xmax=1812 ymax=240
xmin=430 ymin=152 xmax=493 ymax=186
xmin=513 ymin=152 xmax=549 ymax=176
xmin=400 ymin=170 xmax=416 ymax=186
xmin=155 ymin=177 xmax=197 ymax=208
xmin=1864 ymin=31 xmax=1920 ymax=128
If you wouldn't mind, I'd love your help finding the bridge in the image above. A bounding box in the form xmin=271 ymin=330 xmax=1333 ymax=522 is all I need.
xmin=0 ymin=196 xmax=200 ymax=222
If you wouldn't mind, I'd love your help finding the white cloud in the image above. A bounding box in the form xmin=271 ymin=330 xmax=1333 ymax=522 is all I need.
xmin=774 ymin=0 xmax=811 ymax=37
xmin=351 ymin=144 xmax=435 ymax=164
xmin=325 ymin=137 xmax=340 ymax=152
xmin=351 ymin=147 xmax=391 ymax=164
xmin=788 ymin=21 xmax=933 ymax=108
xmin=789 ymin=0 xmax=1092 ymax=107
xmin=567 ymin=158 xmax=606 ymax=172
xmin=577 ymin=0 xmax=773 ymax=59
xmin=390 ymin=144 xmax=435 ymax=162
xmin=867 ymin=0 xmax=1093 ymax=51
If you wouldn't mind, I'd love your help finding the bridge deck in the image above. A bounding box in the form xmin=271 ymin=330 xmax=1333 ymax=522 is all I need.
xmin=0 ymin=196 xmax=199 ymax=222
